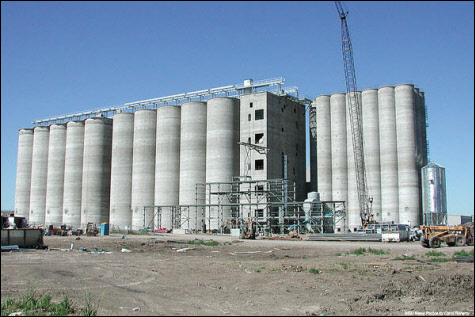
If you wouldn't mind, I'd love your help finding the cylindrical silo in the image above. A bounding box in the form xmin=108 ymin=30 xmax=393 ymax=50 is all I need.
xmin=29 ymin=126 xmax=50 ymax=226
xmin=330 ymin=93 xmax=347 ymax=231
xmin=109 ymin=112 xmax=134 ymax=230
xmin=14 ymin=128 xmax=34 ymax=219
xmin=45 ymin=123 xmax=66 ymax=226
xmin=395 ymin=84 xmax=420 ymax=226
xmin=378 ymin=86 xmax=399 ymax=224
xmin=361 ymin=88 xmax=382 ymax=223
xmin=179 ymin=101 xmax=207 ymax=231
xmin=309 ymin=103 xmax=318 ymax=193
xmin=63 ymin=121 xmax=85 ymax=228
xmin=421 ymin=162 xmax=447 ymax=225
xmin=346 ymin=92 xmax=362 ymax=232
xmin=315 ymin=95 xmax=332 ymax=202
xmin=131 ymin=109 xmax=156 ymax=230
xmin=206 ymin=97 xmax=240 ymax=230
xmin=81 ymin=117 xmax=113 ymax=227
xmin=155 ymin=106 xmax=181 ymax=230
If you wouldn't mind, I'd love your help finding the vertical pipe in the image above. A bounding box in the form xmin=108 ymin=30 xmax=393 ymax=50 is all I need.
xmin=395 ymin=84 xmax=420 ymax=226
xmin=81 ymin=117 xmax=113 ymax=226
xmin=109 ymin=112 xmax=134 ymax=230
xmin=45 ymin=123 xmax=66 ymax=226
xmin=29 ymin=126 xmax=50 ymax=226
xmin=378 ymin=86 xmax=399 ymax=224
xmin=361 ymin=88 xmax=382 ymax=223
xmin=14 ymin=128 xmax=34 ymax=219
xmin=131 ymin=109 xmax=156 ymax=230
xmin=63 ymin=121 xmax=85 ymax=228
xmin=309 ymin=103 xmax=318 ymax=193
xmin=330 ymin=93 xmax=348 ymax=231
xmin=155 ymin=106 xmax=181 ymax=230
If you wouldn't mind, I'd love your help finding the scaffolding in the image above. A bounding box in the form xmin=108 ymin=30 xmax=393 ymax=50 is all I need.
xmin=143 ymin=178 xmax=347 ymax=236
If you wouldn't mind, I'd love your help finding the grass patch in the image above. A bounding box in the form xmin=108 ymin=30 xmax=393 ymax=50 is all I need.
xmin=339 ymin=262 xmax=351 ymax=270
xmin=394 ymin=255 xmax=416 ymax=261
xmin=345 ymin=248 xmax=388 ymax=256
xmin=453 ymin=249 xmax=474 ymax=259
xmin=349 ymin=248 xmax=367 ymax=256
xmin=425 ymin=250 xmax=446 ymax=257
xmin=1 ymin=290 xmax=97 ymax=316
xmin=367 ymin=248 xmax=389 ymax=255
xmin=428 ymin=258 xmax=452 ymax=263
xmin=308 ymin=268 xmax=320 ymax=274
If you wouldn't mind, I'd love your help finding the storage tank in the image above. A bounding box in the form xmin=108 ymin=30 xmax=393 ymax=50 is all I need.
xmin=330 ymin=93 xmax=347 ymax=231
xmin=395 ymin=84 xmax=420 ymax=226
xmin=45 ymin=123 xmax=66 ymax=226
xmin=206 ymin=97 xmax=240 ymax=230
xmin=179 ymin=101 xmax=207 ymax=231
xmin=361 ymin=88 xmax=382 ymax=223
xmin=29 ymin=126 xmax=50 ymax=225
xmin=346 ymin=92 xmax=362 ymax=231
xmin=315 ymin=95 xmax=332 ymax=201
xmin=131 ymin=109 xmax=156 ymax=230
xmin=378 ymin=86 xmax=399 ymax=224
xmin=109 ymin=112 xmax=134 ymax=230
xmin=421 ymin=162 xmax=447 ymax=225
xmin=155 ymin=106 xmax=181 ymax=230
xmin=63 ymin=121 xmax=85 ymax=228
xmin=14 ymin=128 xmax=34 ymax=219
xmin=81 ymin=117 xmax=113 ymax=226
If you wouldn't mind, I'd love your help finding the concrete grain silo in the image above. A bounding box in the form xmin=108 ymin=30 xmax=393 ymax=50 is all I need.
xmin=361 ymin=88 xmax=382 ymax=223
xmin=179 ymin=101 xmax=207 ymax=230
xmin=81 ymin=117 xmax=113 ymax=226
xmin=378 ymin=86 xmax=399 ymax=224
xmin=330 ymin=93 xmax=347 ymax=231
xmin=314 ymin=95 xmax=332 ymax=201
xmin=155 ymin=106 xmax=181 ymax=230
xmin=206 ymin=97 xmax=240 ymax=230
xmin=45 ymin=123 xmax=66 ymax=226
xmin=14 ymin=128 xmax=34 ymax=219
xmin=131 ymin=109 xmax=156 ymax=230
xmin=346 ymin=92 xmax=362 ymax=231
xmin=63 ymin=121 xmax=85 ymax=228
xmin=109 ymin=112 xmax=134 ymax=230
xmin=395 ymin=84 xmax=420 ymax=226
xmin=29 ymin=126 xmax=50 ymax=225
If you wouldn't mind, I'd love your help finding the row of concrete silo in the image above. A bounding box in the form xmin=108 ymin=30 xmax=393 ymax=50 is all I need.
xmin=14 ymin=97 xmax=240 ymax=231
xmin=311 ymin=83 xmax=428 ymax=231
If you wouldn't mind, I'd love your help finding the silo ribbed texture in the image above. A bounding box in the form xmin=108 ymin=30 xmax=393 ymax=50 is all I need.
xmin=45 ymin=123 xmax=66 ymax=226
xmin=29 ymin=126 xmax=50 ymax=225
xmin=14 ymin=128 xmax=34 ymax=219
xmin=63 ymin=121 xmax=85 ymax=227
xmin=315 ymin=95 xmax=332 ymax=201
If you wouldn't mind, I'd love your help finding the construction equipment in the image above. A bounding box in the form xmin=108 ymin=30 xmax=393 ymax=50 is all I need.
xmin=240 ymin=217 xmax=256 ymax=239
xmin=335 ymin=1 xmax=374 ymax=229
xmin=420 ymin=222 xmax=474 ymax=248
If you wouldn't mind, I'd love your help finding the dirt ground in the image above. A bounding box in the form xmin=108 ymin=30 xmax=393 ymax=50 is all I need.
xmin=1 ymin=233 xmax=474 ymax=316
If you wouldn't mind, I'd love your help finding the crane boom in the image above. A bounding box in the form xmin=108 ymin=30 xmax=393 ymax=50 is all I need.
xmin=334 ymin=1 xmax=373 ymax=228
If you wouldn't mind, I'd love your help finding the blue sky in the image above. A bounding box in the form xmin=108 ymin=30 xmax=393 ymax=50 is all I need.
xmin=1 ymin=1 xmax=473 ymax=215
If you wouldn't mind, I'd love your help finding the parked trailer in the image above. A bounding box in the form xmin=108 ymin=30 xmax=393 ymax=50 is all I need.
xmin=1 ymin=228 xmax=45 ymax=249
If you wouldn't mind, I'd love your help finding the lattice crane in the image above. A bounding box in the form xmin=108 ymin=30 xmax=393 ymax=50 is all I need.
xmin=335 ymin=1 xmax=374 ymax=228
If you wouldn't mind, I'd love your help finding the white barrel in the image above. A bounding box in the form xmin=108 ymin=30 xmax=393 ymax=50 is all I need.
xmin=63 ymin=121 xmax=85 ymax=228
xmin=179 ymin=101 xmax=207 ymax=230
xmin=330 ymin=93 xmax=347 ymax=231
xmin=361 ymin=88 xmax=382 ymax=223
xmin=29 ymin=126 xmax=50 ymax=225
xmin=14 ymin=128 xmax=34 ymax=219
xmin=395 ymin=84 xmax=420 ymax=226
xmin=131 ymin=109 xmax=157 ymax=230
xmin=378 ymin=86 xmax=399 ymax=224
xmin=155 ymin=106 xmax=181 ymax=230
xmin=45 ymin=123 xmax=66 ymax=226
xmin=206 ymin=97 xmax=240 ymax=230
xmin=109 ymin=112 xmax=134 ymax=230
xmin=315 ymin=95 xmax=332 ymax=201
xmin=81 ymin=117 xmax=113 ymax=226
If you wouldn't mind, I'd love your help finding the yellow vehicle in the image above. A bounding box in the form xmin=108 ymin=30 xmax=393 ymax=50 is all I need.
xmin=420 ymin=222 xmax=474 ymax=248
